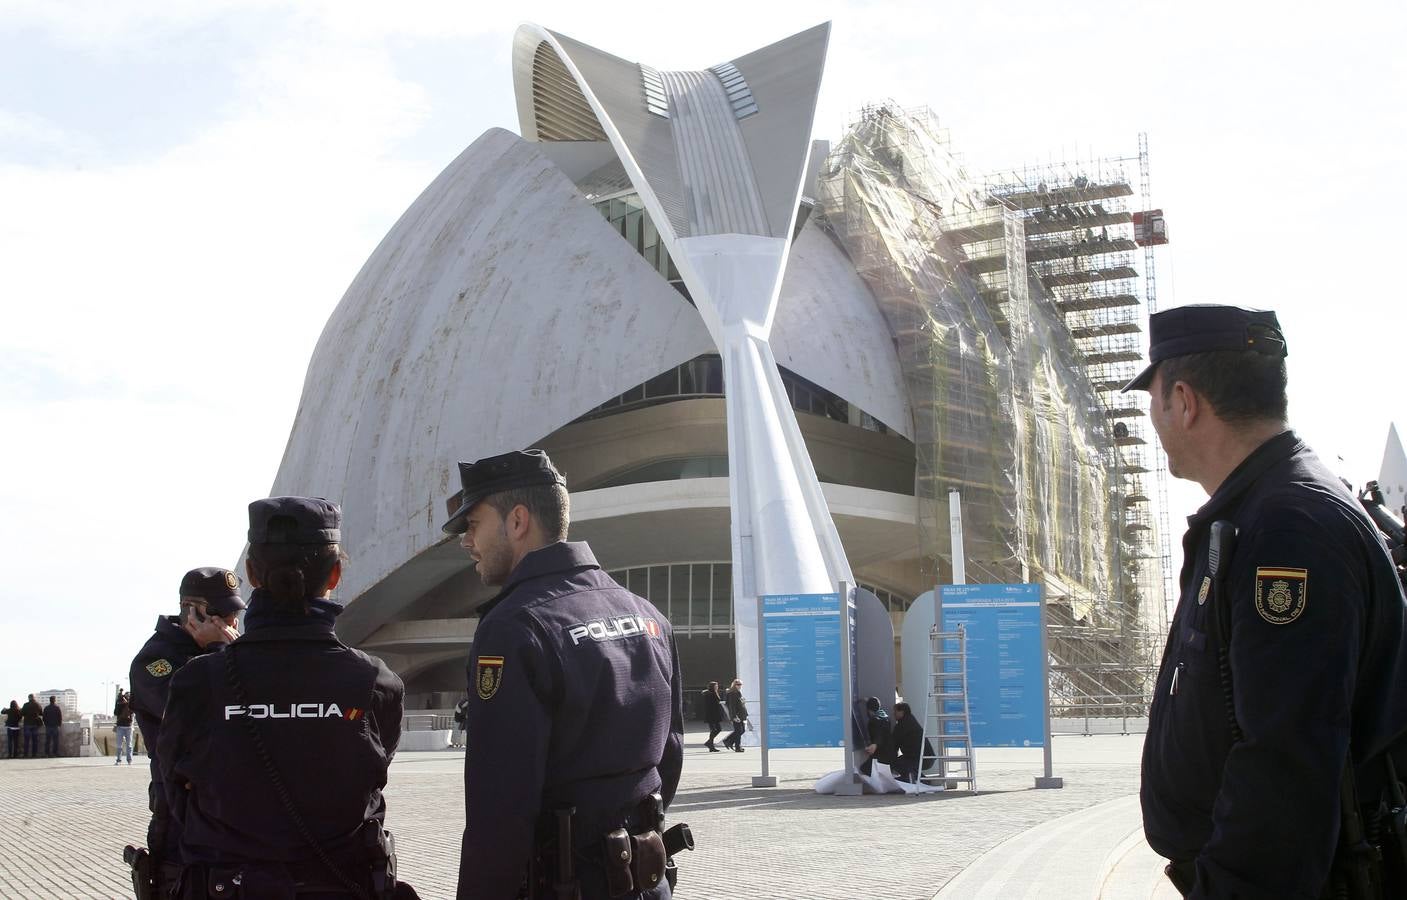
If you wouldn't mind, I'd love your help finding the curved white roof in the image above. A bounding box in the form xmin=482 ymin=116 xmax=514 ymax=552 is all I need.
xmin=268 ymin=128 xmax=715 ymax=602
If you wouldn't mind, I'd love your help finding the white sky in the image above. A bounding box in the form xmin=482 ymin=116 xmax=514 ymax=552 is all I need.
xmin=2 ymin=0 xmax=1403 ymax=712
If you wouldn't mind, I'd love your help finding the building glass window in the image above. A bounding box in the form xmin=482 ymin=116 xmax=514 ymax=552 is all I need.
xmin=576 ymin=353 xmax=889 ymax=435
xmin=711 ymin=562 xmax=732 ymax=628
xmin=690 ymin=564 xmax=712 ymax=628
xmin=650 ymin=567 xmax=671 ymax=621
xmin=609 ymin=562 xmax=736 ymax=637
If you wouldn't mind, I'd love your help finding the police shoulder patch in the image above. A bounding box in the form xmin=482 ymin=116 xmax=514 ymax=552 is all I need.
xmin=145 ymin=659 xmax=173 ymax=678
xmin=1254 ymin=567 xmax=1308 ymax=624
xmin=476 ymin=655 xmax=504 ymax=700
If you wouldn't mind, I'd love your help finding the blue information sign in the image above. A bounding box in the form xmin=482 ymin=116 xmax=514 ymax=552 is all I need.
xmin=761 ymin=593 xmax=845 ymax=749
xmin=938 ymin=583 xmax=1046 ymax=748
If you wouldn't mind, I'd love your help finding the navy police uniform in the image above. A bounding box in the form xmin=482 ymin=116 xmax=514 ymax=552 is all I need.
xmin=130 ymin=566 xmax=246 ymax=864
xmin=158 ymin=498 xmax=407 ymax=898
xmin=445 ymin=451 xmax=685 ymax=900
xmin=1130 ymin=307 xmax=1407 ymax=898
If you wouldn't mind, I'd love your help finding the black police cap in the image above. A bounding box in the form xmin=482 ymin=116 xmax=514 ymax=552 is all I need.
xmin=442 ymin=449 xmax=566 ymax=535
xmin=1122 ymin=304 xmax=1287 ymax=392
xmin=247 ymin=496 xmax=342 ymax=545
xmin=178 ymin=567 xmax=246 ymax=616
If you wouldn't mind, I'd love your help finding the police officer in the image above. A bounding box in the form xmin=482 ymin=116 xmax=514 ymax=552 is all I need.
xmin=1127 ymin=305 xmax=1407 ymax=898
xmin=445 ymin=449 xmax=684 ymax=900
xmin=129 ymin=566 xmax=245 ymax=891
xmin=158 ymin=497 xmax=414 ymax=899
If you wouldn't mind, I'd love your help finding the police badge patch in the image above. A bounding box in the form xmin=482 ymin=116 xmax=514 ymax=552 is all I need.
xmin=224 ymin=571 xmax=239 ymax=590
xmin=475 ymin=655 xmax=504 ymax=700
xmin=1254 ymin=567 xmax=1308 ymax=624
xmin=146 ymin=659 xmax=173 ymax=677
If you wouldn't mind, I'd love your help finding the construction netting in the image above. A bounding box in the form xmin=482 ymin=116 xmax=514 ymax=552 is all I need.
xmin=815 ymin=105 xmax=1117 ymax=611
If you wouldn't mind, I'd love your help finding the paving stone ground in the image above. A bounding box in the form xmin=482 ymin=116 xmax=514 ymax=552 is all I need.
xmin=0 ymin=731 xmax=1144 ymax=899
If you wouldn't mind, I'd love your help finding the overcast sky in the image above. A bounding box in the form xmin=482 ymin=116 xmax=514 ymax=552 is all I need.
xmin=2 ymin=1 xmax=1403 ymax=712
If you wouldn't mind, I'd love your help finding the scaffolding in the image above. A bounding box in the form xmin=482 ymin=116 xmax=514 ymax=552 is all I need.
xmin=816 ymin=105 xmax=1169 ymax=720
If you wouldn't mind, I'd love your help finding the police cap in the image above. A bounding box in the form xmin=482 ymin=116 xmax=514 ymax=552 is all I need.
xmin=247 ymin=497 xmax=342 ymax=545
xmin=442 ymin=449 xmax=566 ymax=535
xmin=178 ymin=567 xmax=246 ymax=616
xmin=1122 ymin=304 xmax=1287 ymax=392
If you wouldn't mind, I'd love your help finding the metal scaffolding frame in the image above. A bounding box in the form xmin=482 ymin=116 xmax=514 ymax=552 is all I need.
xmin=816 ymin=105 xmax=1171 ymax=722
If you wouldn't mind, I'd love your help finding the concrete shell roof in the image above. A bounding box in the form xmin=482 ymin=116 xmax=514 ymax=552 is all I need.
xmin=267 ymin=128 xmax=909 ymax=621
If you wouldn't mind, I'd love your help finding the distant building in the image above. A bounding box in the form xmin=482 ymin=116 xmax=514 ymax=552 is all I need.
xmin=30 ymin=689 xmax=79 ymax=719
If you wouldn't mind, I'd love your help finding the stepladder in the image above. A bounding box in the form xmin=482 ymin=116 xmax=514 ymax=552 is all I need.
xmin=920 ymin=624 xmax=976 ymax=792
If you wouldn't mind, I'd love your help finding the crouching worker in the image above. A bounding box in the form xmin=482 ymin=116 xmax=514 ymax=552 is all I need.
xmin=158 ymin=496 xmax=418 ymax=899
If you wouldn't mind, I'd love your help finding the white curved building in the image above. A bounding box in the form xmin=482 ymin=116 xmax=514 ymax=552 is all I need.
xmin=267 ymin=23 xmax=1152 ymax=712
xmin=265 ymin=24 xmax=926 ymax=705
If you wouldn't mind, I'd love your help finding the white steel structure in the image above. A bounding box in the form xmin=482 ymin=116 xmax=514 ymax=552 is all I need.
xmin=512 ymin=23 xmax=852 ymax=694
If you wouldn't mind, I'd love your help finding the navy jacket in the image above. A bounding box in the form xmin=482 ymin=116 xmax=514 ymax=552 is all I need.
xmin=457 ymin=542 xmax=684 ymax=900
xmin=1141 ymin=431 xmax=1407 ymax=898
xmin=130 ymin=617 xmax=223 ymax=787
xmin=158 ymin=596 xmax=404 ymax=868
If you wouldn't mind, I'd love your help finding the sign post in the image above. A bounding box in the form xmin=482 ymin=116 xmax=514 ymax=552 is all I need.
xmin=939 ymin=583 xmax=1061 ymax=788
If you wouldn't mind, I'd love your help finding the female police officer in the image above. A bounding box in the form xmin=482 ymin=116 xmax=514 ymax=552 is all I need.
xmin=158 ymin=497 xmax=415 ymax=899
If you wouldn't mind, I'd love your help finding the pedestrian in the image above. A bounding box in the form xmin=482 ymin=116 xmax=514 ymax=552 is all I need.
xmin=128 ymin=567 xmax=245 ymax=895
xmin=722 ymin=678 xmax=747 ymax=752
xmin=451 ymin=697 xmax=468 ymax=749
xmin=42 ymin=696 xmax=62 ymax=757
xmin=20 ymin=694 xmax=42 ymax=758
xmin=158 ymin=496 xmax=415 ymax=898
xmin=113 ymin=690 xmax=134 ymax=765
xmin=3 ymin=701 xmax=19 ymax=759
xmin=1127 ymin=305 xmax=1407 ymax=898
xmin=701 ymin=681 xmax=725 ymax=752
xmin=445 ymin=449 xmax=685 ymax=900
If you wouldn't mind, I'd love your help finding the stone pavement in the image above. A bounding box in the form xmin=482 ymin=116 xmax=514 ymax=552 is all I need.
xmin=0 ymin=732 xmax=1161 ymax=899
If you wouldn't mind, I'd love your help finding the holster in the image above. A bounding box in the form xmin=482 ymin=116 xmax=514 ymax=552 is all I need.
xmin=123 ymin=845 xmax=155 ymax=900
xmin=362 ymin=820 xmax=401 ymax=900
xmin=601 ymin=828 xmax=666 ymax=898
xmin=1164 ymin=859 xmax=1195 ymax=897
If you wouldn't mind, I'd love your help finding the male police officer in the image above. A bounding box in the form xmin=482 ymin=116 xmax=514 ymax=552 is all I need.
xmin=129 ymin=567 xmax=245 ymax=892
xmin=445 ymin=449 xmax=684 ymax=900
xmin=1128 ymin=305 xmax=1407 ymax=898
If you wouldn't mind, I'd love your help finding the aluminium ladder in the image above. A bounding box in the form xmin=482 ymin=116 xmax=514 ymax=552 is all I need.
xmin=920 ymin=624 xmax=977 ymax=792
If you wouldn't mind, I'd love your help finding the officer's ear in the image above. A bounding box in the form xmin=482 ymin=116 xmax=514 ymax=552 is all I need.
xmin=1172 ymin=380 xmax=1202 ymax=429
xmin=324 ymin=559 xmax=342 ymax=593
xmin=506 ymin=504 xmax=532 ymax=541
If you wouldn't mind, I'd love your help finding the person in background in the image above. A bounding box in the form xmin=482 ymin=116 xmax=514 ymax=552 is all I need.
xmin=451 ymin=697 xmax=468 ymax=750
xmin=42 ymin=696 xmax=62 ymax=757
xmin=722 ymin=679 xmax=747 ymax=752
xmin=859 ymin=697 xmax=895 ymax=776
xmin=3 ymin=701 xmax=19 ymax=759
xmin=20 ymin=694 xmax=42 ymax=758
xmin=701 ymin=682 xmax=725 ymax=752
xmin=890 ymin=701 xmax=925 ymax=782
xmin=113 ymin=690 xmax=134 ymax=765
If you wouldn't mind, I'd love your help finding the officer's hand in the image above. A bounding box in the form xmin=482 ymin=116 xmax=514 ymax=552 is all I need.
xmin=184 ymin=616 xmax=238 ymax=648
xmin=865 ymin=744 xmax=877 ymax=755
